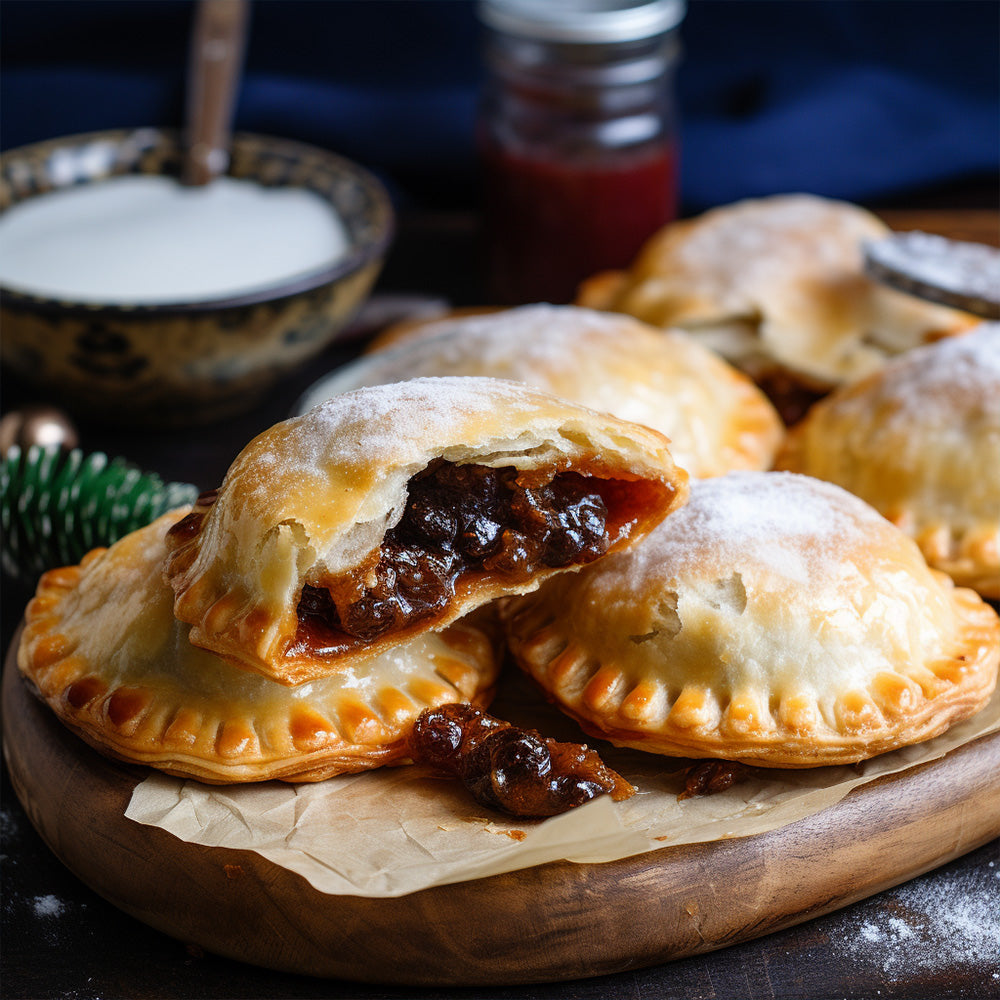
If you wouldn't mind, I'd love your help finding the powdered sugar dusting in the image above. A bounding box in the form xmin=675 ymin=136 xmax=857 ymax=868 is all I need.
xmin=837 ymin=860 xmax=1000 ymax=980
xmin=396 ymin=303 xmax=635 ymax=360
xmin=866 ymin=323 xmax=1000 ymax=426
xmin=396 ymin=304 xmax=654 ymax=384
xmin=676 ymin=194 xmax=886 ymax=274
xmin=293 ymin=304 xmax=774 ymax=478
xmin=299 ymin=306 xmax=634 ymax=408
xmin=637 ymin=471 xmax=888 ymax=584
xmin=287 ymin=376 xmax=551 ymax=471
xmin=32 ymin=894 xmax=65 ymax=918
xmin=657 ymin=194 xmax=889 ymax=322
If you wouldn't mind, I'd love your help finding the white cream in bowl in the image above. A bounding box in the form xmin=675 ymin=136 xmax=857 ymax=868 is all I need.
xmin=0 ymin=174 xmax=351 ymax=305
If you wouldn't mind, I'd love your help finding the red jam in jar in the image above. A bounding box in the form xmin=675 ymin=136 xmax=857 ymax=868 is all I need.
xmin=477 ymin=0 xmax=686 ymax=305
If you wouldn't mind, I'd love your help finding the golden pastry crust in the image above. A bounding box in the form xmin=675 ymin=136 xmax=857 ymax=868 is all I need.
xmin=297 ymin=304 xmax=784 ymax=479
xmin=165 ymin=377 xmax=689 ymax=685
xmin=17 ymin=513 xmax=502 ymax=783
xmin=502 ymin=472 xmax=1000 ymax=767
xmin=576 ymin=194 xmax=975 ymax=391
xmin=778 ymin=324 xmax=1000 ymax=597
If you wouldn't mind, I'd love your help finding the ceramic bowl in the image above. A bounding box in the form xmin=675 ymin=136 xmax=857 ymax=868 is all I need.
xmin=0 ymin=128 xmax=394 ymax=425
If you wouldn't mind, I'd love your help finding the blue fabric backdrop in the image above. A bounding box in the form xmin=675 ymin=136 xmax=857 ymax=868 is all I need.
xmin=1 ymin=1 xmax=997 ymax=213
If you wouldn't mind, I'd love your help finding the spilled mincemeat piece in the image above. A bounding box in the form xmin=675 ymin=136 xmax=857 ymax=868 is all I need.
xmin=677 ymin=759 xmax=752 ymax=800
xmin=409 ymin=703 xmax=635 ymax=818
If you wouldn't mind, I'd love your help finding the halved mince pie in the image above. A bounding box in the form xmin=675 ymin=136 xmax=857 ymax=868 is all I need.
xmin=165 ymin=377 xmax=689 ymax=686
xmin=575 ymin=194 xmax=975 ymax=421
xmin=502 ymin=472 xmax=1000 ymax=767
xmin=17 ymin=513 xmax=502 ymax=783
xmin=778 ymin=323 xmax=1000 ymax=597
xmin=295 ymin=304 xmax=784 ymax=480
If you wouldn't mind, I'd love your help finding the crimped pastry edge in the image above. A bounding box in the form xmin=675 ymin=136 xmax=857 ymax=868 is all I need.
xmin=501 ymin=576 xmax=1000 ymax=767
xmin=17 ymin=538 xmax=501 ymax=784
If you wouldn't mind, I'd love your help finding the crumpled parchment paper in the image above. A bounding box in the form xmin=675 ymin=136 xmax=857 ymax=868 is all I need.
xmin=125 ymin=673 xmax=1000 ymax=898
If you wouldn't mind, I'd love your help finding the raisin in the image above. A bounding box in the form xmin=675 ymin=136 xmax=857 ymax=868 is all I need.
xmin=410 ymin=702 xmax=505 ymax=771
xmin=458 ymin=514 xmax=503 ymax=559
xmin=400 ymin=498 xmax=458 ymax=547
xmin=298 ymin=584 xmax=337 ymax=619
xmin=338 ymin=594 xmax=400 ymax=641
xmin=465 ymin=730 xmax=552 ymax=813
xmin=677 ymin=759 xmax=752 ymax=800
xmin=482 ymin=528 xmax=543 ymax=577
xmin=544 ymin=493 xmax=608 ymax=566
xmin=410 ymin=707 xmax=466 ymax=769
xmin=391 ymin=546 xmax=457 ymax=611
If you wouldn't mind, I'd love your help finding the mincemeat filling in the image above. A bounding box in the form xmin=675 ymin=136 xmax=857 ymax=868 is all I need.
xmin=296 ymin=461 xmax=610 ymax=646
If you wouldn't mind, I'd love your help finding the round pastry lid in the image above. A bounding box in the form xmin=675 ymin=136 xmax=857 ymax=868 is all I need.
xmin=863 ymin=231 xmax=1000 ymax=320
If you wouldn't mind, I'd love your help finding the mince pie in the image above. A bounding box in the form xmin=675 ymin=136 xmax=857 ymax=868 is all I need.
xmin=575 ymin=195 xmax=975 ymax=419
xmin=778 ymin=323 xmax=1000 ymax=597
xmin=502 ymin=472 xmax=999 ymax=767
xmin=18 ymin=513 xmax=502 ymax=783
xmin=296 ymin=304 xmax=784 ymax=480
xmin=165 ymin=377 xmax=689 ymax=685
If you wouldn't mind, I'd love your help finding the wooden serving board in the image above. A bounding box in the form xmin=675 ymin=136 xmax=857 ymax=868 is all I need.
xmin=4 ymin=638 xmax=1000 ymax=987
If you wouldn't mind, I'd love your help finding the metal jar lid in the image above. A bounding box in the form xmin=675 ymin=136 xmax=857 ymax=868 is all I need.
xmin=478 ymin=0 xmax=686 ymax=43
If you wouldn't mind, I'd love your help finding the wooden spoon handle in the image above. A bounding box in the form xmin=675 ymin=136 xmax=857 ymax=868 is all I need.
xmin=183 ymin=0 xmax=250 ymax=186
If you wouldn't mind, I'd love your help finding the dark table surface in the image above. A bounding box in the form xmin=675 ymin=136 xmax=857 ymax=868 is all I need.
xmin=2 ymin=208 xmax=999 ymax=1000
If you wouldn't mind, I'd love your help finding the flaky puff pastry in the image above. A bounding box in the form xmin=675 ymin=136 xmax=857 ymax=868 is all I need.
xmin=165 ymin=377 xmax=688 ymax=686
xmin=576 ymin=194 xmax=974 ymax=397
xmin=502 ymin=472 xmax=999 ymax=767
xmin=778 ymin=324 xmax=1000 ymax=597
xmin=17 ymin=513 xmax=502 ymax=783
xmin=296 ymin=305 xmax=784 ymax=480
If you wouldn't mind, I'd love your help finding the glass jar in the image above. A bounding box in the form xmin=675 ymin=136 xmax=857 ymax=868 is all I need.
xmin=477 ymin=0 xmax=686 ymax=304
